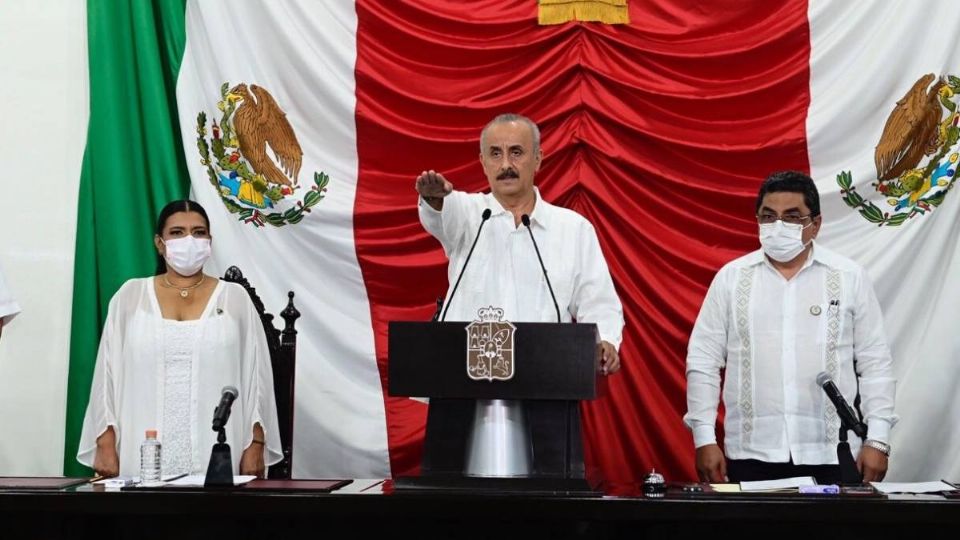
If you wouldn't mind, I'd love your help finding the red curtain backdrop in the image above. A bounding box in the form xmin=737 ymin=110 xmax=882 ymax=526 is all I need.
xmin=354 ymin=0 xmax=811 ymax=484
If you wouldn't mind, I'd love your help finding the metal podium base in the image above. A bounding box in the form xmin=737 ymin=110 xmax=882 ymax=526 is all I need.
xmin=464 ymin=399 xmax=533 ymax=477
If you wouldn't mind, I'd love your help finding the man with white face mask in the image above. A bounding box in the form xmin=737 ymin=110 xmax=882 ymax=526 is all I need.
xmin=684 ymin=171 xmax=897 ymax=484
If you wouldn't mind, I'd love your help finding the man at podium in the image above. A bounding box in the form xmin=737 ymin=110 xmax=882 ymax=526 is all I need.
xmin=414 ymin=113 xmax=624 ymax=374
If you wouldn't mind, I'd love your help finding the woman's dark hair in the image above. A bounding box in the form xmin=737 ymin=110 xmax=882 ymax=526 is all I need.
xmin=754 ymin=170 xmax=821 ymax=217
xmin=155 ymin=200 xmax=211 ymax=275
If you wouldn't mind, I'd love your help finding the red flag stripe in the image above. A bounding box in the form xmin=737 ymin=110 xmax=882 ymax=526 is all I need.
xmin=354 ymin=0 xmax=811 ymax=483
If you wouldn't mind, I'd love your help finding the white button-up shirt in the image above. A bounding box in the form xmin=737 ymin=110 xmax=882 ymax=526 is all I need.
xmin=419 ymin=188 xmax=624 ymax=348
xmin=684 ymin=243 xmax=897 ymax=464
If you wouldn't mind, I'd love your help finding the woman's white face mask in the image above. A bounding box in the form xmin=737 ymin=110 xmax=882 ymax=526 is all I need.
xmin=161 ymin=236 xmax=211 ymax=276
xmin=759 ymin=220 xmax=812 ymax=262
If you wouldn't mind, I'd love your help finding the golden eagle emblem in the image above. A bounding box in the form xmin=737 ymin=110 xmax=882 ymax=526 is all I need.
xmin=196 ymin=82 xmax=329 ymax=227
xmin=838 ymin=73 xmax=960 ymax=226
xmin=875 ymin=73 xmax=946 ymax=182
xmin=229 ymin=83 xmax=303 ymax=188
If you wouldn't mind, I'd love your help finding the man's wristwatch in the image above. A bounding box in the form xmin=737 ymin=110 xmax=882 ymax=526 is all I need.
xmin=863 ymin=439 xmax=891 ymax=456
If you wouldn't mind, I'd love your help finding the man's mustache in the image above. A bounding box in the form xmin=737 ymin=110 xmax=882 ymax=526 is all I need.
xmin=497 ymin=169 xmax=519 ymax=180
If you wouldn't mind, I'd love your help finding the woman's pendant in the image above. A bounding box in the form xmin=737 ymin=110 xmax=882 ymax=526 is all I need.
xmin=180 ymin=290 xmax=189 ymax=298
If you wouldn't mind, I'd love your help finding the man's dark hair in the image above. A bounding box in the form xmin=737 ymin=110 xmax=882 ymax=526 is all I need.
xmin=755 ymin=170 xmax=820 ymax=217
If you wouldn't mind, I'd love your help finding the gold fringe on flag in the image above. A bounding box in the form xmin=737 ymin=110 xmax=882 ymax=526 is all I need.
xmin=538 ymin=0 xmax=630 ymax=26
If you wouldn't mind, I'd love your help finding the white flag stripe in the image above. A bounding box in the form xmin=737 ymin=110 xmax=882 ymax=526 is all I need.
xmin=178 ymin=0 xmax=390 ymax=478
xmin=809 ymin=0 xmax=960 ymax=480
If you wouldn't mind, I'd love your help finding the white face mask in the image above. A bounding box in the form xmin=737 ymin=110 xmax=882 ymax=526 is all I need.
xmin=162 ymin=236 xmax=211 ymax=276
xmin=759 ymin=220 xmax=812 ymax=262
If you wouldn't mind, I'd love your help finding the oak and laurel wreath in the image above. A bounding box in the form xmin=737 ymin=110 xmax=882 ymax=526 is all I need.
xmin=837 ymin=168 xmax=954 ymax=228
xmin=195 ymin=83 xmax=328 ymax=227
xmin=836 ymin=75 xmax=960 ymax=227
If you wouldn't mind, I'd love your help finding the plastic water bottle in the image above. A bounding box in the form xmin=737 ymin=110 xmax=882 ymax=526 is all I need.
xmin=140 ymin=429 xmax=162 ymax=485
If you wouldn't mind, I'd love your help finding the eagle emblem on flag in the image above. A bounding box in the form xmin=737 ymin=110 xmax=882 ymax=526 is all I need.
xmin=466 ymin=306 xmax=516 ymax=382
xmin=196 ymin=82 xmax=329 ymax=227
xmin=837 ymin=73 xmax=960 ymax=226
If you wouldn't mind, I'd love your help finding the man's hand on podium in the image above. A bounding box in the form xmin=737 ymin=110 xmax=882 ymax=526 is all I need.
xmin=600 ymin=341 xmax=619 ymax=375
xmin=695 ymin=444 xmax=728 ymax=483
xmin=416 ymin=170 xmax=453 ymax=210
xmin=857 ymin=446 xmax=888 ymax=482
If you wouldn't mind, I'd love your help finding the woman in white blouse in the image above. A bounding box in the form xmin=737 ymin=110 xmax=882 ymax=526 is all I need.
xmin=78 ymin=200 xmax=282 ymax=478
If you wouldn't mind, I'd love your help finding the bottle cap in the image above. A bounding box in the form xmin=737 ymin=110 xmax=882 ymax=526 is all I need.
xmin=145 ymin=429 xmax=158 ymax=439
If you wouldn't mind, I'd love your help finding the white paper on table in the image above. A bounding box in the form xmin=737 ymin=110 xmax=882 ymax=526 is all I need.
xmin=93 ymin=474 xmax=185 ymax=488
xmin=739 ymin=476 xmax=816 ymax=492
xmin=165 ymin=474 xmax=257 ymax=487
xmin=709 ymin=483 xmax=742 ymax=493
xmin=334 ymin=479 xmax=386 ymax=494
xmin=870 ymin=481 xmax=956 ymax=494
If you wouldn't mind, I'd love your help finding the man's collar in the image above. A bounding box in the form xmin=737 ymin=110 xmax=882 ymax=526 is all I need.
xmin=528 ymin=187 xmax=550 ymax=229
xmin=484 ymin=187 xmax=550 ymax=229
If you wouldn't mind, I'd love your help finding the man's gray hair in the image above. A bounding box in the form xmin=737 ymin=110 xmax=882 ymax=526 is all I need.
xmin=480 ymin=113 xmax=541 ymax=154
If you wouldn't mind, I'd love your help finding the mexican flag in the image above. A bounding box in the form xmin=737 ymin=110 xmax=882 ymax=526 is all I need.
xmin=62 ymin=0 xmax=960 ymax=482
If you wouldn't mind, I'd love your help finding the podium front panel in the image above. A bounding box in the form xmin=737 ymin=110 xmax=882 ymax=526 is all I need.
xmin=388 ymin=321 xmax=598 ymax=401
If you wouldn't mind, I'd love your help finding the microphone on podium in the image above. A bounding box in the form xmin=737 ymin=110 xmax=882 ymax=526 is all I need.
xmin=211 ymin=386 xmax=239 ymax=432
xmin=440 ymin=209 xmax=492 ymax=321
xmin=816 ymin=372 xmax=867 ymax=439
xmin=521 ymin=214 xmax=561 ymax=323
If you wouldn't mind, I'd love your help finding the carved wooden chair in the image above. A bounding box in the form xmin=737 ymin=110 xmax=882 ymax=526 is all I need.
xmin=222 ymin=266 xmax=300 ymax=479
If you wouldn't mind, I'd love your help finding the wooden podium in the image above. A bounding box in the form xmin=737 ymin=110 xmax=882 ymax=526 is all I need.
xmin=388 ymin=321 xmax=601 ymax=495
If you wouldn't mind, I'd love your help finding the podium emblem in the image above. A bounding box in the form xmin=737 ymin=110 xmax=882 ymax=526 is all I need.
xmin=466 ymin=306 xmax=516 ymax=382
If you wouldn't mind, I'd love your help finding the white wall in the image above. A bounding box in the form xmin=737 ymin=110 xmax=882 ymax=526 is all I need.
xmin=0 ymin=0 xmax=88 ymax=475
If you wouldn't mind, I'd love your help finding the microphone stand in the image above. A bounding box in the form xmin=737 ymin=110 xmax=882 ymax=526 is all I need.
xmin=204 ymin=426 xmax=234 ymax=487
xmin=837 ymin=420 xmax=863 ymax=485
xmin=440 ymin=209 xmax=491 ymax=321
xmin=521 ymin=214 xmax=561 ymax=323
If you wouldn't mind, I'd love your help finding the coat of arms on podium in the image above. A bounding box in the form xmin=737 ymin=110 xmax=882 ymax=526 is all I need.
xmin=466 ymin=306 xmax=516 ymax=382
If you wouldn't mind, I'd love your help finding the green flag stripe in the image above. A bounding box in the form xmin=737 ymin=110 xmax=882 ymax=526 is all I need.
xmin=64 ymin=0 xmax=190 ymax=476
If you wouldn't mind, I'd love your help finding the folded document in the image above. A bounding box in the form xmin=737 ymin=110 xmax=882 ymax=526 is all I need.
xmin=739 ymin=476 xmax=817 ymax=492
xmin=870 ymin=481 xmax=956 ymax=494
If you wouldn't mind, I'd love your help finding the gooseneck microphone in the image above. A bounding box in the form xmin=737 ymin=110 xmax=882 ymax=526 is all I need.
xmin=521 ymin=214 xmax=561 ymax=323
xmin=816 ymin=372 xmax=867 ymax=439
xmin=440 ymin=209 xmax=492 ymax=321
xmin=211 ymin=386 xmax=239 ymax=432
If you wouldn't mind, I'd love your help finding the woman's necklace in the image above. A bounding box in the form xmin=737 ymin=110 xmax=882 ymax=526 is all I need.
xmin=163 ymin=273 xmax=205 ymax=298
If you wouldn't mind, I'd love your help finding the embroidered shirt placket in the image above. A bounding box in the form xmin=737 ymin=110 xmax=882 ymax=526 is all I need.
xmin=824 ymin=268 xmax=842 ymax=447
xmin=735 ymin=267 xmax=756 ymax=444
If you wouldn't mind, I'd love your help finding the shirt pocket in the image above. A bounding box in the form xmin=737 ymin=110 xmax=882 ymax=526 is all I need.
xmin=815 ymin=302 xmax=853 ymax=347
xmin=464 ymin=250 xmax=493 ymax=294
xmin=547 ymin=263 xmax=575 ymax=318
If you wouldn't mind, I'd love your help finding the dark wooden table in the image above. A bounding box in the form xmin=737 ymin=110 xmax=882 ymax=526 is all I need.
xmin=1 ymin=479 xmax=957 ymax=539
